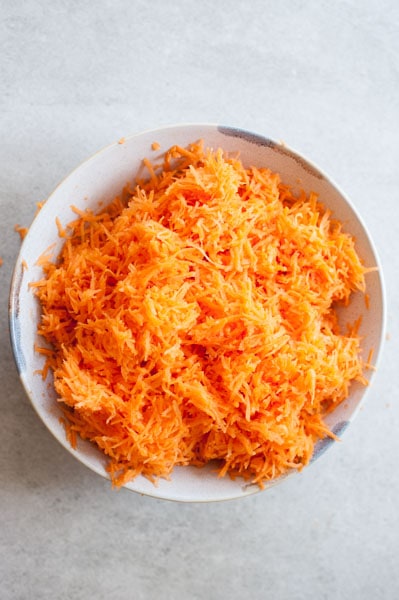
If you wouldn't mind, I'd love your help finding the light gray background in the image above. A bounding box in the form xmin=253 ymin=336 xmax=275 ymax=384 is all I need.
xmin=1 ymin=1 xmax=398 ymax=599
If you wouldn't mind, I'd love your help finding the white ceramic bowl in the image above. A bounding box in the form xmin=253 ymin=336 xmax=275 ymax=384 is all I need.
xmin=9 ymin=124 xmax=386 ymax=502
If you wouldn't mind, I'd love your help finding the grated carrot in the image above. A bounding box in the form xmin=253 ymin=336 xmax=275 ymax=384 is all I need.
xmin=36 ymin=200 xmax=47 ymax=215
xmin=55 ymin=217 xmax=67 ymax=238
xmin=15 ymin=224 xmax=29 ymax=241
xmin=33 ymin=141 xmax=367 ymax=487
xmin=365 ymin=347 xmax=375 ymax=371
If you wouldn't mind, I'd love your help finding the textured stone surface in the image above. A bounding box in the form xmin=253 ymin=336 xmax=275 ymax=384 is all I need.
xmin=1 ymin=1 xmax=398 ymax=598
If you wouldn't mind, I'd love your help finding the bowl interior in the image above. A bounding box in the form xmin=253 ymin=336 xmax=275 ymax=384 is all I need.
xmin=9 ymin=124 xmax=386 ymax=502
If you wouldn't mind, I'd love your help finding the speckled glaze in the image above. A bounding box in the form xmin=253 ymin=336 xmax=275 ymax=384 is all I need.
xmin=9 ymin=124 xmax=386 ymax=502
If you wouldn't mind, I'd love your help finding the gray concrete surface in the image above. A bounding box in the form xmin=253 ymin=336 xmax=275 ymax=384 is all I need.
xmin=1 ymin=1 xmax=398 ymax=598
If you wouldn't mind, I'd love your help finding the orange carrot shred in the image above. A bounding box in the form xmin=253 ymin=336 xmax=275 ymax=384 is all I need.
xmin=365 ymin=347 xmax=376 ymax=370
xmin=14 ymin=224 xmax=29 ymax=241
xmin=33 ymin=141 xmax=368 ymax=487
xmin=55 ymin=217 xmax=67 ymax=238
xmin=36 ymin=200 xmax=47 ymax=215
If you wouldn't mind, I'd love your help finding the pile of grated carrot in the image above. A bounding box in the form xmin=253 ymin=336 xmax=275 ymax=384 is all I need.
xmin=33 ymin=140 xmax=367 ymax=487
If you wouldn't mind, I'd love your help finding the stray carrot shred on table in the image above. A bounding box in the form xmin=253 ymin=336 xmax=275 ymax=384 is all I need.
xmin=36 ymin=200 xmax=47 ymax=214
xmin=14 ymin=224 xmax=29 ymax=241
xmin=32 ymin=140 xmax=368 ymax=488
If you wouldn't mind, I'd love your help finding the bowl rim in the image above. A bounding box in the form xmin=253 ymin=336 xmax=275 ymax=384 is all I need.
xmin=8 ymin=122 xmax=387 ymax=502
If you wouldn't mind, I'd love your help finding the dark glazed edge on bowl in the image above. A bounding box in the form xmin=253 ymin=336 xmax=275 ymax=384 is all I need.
xmin=218 ymin=126 xmax=277 ymax=149
xmin=218 ymin=125 xmax=324 ymax=180
xmin=311 ymin=420 xmax=350 ymax=462
xmin=9 ymin=262 xmax=27 ymax=375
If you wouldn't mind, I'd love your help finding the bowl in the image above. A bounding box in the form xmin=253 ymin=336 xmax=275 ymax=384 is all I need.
xmin=9 ymin=124 xmax=386 ymax=502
